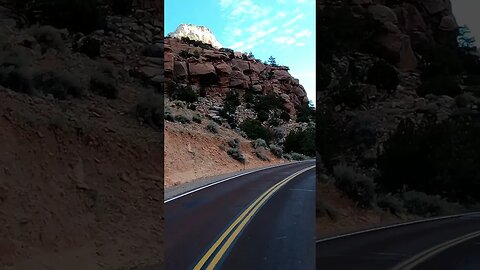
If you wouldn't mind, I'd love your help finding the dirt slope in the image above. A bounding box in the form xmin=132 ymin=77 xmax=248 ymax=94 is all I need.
xmin=0 ymin=86 xmax=162 ymax=269
xmin=164 ymin=119 xmax=285 ymax=187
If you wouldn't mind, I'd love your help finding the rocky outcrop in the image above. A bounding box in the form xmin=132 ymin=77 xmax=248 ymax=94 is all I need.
xmin=167 ymin=24 xmax=223 ymax=49
xmin=342 ymin=0 xmax=459 ymax=71
xmin=317 ymin=0 xmax=466 ymax=167
xmin=164 ymin=36 xmax=309 ymax=116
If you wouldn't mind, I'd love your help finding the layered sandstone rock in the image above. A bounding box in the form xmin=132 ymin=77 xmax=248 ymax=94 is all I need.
xmin=341 ymin=0 xmax=459 ymax=71
xmin=164 ymin=36 xmax=309 ymax=116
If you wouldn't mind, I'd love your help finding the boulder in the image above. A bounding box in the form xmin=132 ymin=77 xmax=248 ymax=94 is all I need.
xmin=384 ymin=21 xmax=401 ymax=33
xmin=273 ymin=69 xmax=291 ymax=81
xmin=368 ymin=5 xmax=398 ymax=24
xmin=164 ymin=52 xmax=174 ymax=73
xmin=378 ymin=33 xmax=417 ymax=71
xmin=401 ymin=4 xmax=427 ymax=33
xmin=229 ymin=71 xmax=248 ymax=88
xmin=215 ymin=62 xmax=232 ymax=75
xmin=139 ymin=65 xmax=162 ymax=78
xmin=231 ymin=59 xmax=250 ymax=73
xmin=439 ymin=15 xmax=457 ymax=31
xmin=252 ymin=84 xmax=263 ymax=93
xmin=422 ymin=0 xmax=448 ymax=15
xmin=174 ymin=61 xmax=188 ymax=80
xmin=189 ymin=62 xmax=216 ymax=76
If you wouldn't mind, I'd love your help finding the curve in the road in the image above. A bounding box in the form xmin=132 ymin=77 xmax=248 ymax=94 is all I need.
xmin=316 ymin=212 xmax=480 ymax=270
xmin=391 ymin=230 xmax=480 ymax=270
xmin=165 ymin=160 xmax=316 ymax=270
xmin=194 ymin=165 xmax=315 ymax=270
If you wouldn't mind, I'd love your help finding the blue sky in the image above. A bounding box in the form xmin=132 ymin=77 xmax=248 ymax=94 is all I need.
xmin=165 ymin=0 xmax=316 ymax=104
xmin=452 ymin=0 xmax=480 ymax=47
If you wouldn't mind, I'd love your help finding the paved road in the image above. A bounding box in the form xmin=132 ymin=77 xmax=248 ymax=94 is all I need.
xmin=165 ymin=160 xmax=316 ymax=270
xmin=316 ymin=213 xmax=480 ymax=270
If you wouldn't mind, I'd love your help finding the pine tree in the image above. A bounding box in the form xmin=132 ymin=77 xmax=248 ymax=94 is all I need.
xmin=267 ymin=56 xmax=277 ymax=66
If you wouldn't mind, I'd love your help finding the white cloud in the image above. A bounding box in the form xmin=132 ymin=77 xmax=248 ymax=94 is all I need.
xmin=296 ymin=42 xmax=306 ymax=46
xmin=276 ymin=11 xmax=287 ymax=18
xmin=295 ymin=29 xmax=312 ymax=38
xmin=220 ymin=0 xmax=233 ymax=8
xmin=273 ymin=36 xmax=296 ymax=45
xmin=233 ymin=28 xmax=243 ymax=36
xmin=282 ymin=13 xmax=304 ymax=28
xmin=229 ymin=41 xmax=245 ymax=49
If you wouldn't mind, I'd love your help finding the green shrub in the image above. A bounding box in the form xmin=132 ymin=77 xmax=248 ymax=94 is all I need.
xmin=90 ymin=74 xmax=118 ymax=99
xmin=417 ymin=76 xmax=462 ymax=97
xmin=239 ymin=118 xmax=274 ymax=142
xmin=76 ymin=37 xmax=101 ymax=58
xmin=136 ymin=91 xmax=163 ymax=128
xmin=377 ymin=194 xmax=405 ymax=216
xmin=174 ymin=114 xmax=191 ymax=124
xmin=455 ymin=93 xmax=477 ymax=108
xmin=420 ymin=45 xmax=463 ymax=78
xmin=30 ymin=25 xmax=65 ymax=53
xmin=34 ymin=70 xmax=83 ymax=99
xmin=284 ymin=152 xmax=309 ymax=161
xmin=284 ymin=127 xmax=315 ymax=156
xmin=227 ymin=146 xmax=245 ymax=163
xmin=367 ymin=60 xmax=399 ymax=91
xmin=401 ymin=191 xmax=463 ymax=217
xmin=269 ymin=144 xmax=283 ymax=158
xmin=164 ymin=109 xmax=175 ymax=122
xmin=334 ymin=83 xmax=365 ymax=108
xmin=268 ymin=116 xmax=281 ymax=127
xmin=333 ymin=165 xmax=376 ymax=209
xmin=244 ymin=86 xmax=255 ymax=104
xmin=228 ymin=148 xmax=245 ymax=163
xmin=296 ymin=103 xmax=315 ymax=123
xmin=192 ymin=114 xmax=202 ymax=123
xmin=347 ymin=113 xmax=377 ymax=147
xmin=220 ymin=91 xmax=240 ymax=118
xmin=0 ymin=67 xmax=34 ymax=94
xmin=252 ymin=93 xmax=285 ymax=113
xmin=0 ymin=47 xmax=33 ymax=68
xmin=172 ymin=84 xmax=198 ymax=103
xmin=206 ymin=121 xmax=219 ymax=133
xmin=228 ymin=138 xmax=240 ymax=149
xmin=256 ymin=110 xmax=269 ymax=122
xmin=464 ymin=85 xmax=480 ymax=97
xmin=255 ymin=149 xmax=270 ymax=161
xmin=377 ymin=117 xmax=480 ymax=204
xmin=317 ymin=200 xmax=337 ymax=221
xmin=251 ymin=139 xmax=267 ymax=149
xmin=280 ymin=111 xmax=291 ymax=122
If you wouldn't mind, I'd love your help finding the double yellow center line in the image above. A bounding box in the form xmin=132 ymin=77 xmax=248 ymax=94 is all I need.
xmin=391 ymin=230 xmax=480 ymax=270
xmin=193 ymin=165 xmax=315 ymax=270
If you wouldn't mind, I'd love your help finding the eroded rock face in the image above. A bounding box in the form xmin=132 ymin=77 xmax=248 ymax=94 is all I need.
xmin=164 ymin=37 xmax=309 ymax=116
xmin=358 ymin=0 xmax=459 ymax=71
xmin=167 ymin=24 xmax=223 ymax=49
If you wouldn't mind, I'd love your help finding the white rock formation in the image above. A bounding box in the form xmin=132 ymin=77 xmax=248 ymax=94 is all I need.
xmin=168 ymin=24 xmax=223 ymax=49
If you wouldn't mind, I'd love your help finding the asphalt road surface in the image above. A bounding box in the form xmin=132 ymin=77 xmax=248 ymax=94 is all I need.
xmin=316 ymin=212 xmax=480 ymax=270
xmin=165 ymin=160 xmax=316 ymax=270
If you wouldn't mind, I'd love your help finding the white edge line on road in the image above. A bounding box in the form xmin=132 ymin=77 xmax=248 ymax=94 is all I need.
xmin=316 ymin=211 xmax=480 ymax=244
xmin=164 ymin=159 xmax=315 ymax=203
